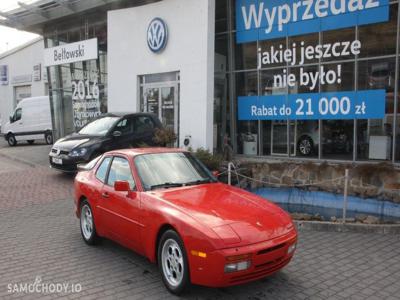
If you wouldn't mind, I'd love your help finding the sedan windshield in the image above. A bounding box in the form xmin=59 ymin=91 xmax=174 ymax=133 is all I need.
xmin=135 ymin=152 xmax=216 ymax=191
xmin=78 ymin=117 xmax=120 ymax=136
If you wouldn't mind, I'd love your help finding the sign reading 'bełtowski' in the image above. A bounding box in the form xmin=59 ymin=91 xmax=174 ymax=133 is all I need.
xmin=44 ymin=38 xmax=98 ymax=67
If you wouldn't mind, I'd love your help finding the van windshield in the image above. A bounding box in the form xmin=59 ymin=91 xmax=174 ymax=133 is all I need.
xmin=78 ymin=117 xmax=120 ymax=136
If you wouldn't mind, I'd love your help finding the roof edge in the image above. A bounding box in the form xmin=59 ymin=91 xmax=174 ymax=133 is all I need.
xmin=0 ymin=36 xmax=43 ymax=60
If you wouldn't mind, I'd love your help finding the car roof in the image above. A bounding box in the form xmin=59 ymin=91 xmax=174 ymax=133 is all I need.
xmin=104 ymin=148 xmax=188 ymax=158
xmin=102 ymin=112 xmax=157 ymax=118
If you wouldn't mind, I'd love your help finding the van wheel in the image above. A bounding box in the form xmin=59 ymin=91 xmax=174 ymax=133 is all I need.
xmin=27 ymin=140 xmax=35 ymax=145
xmin=7 ymin=134 xmax=17 ymax=147
xmin=45 ymin=132 xmax=53 ymax=145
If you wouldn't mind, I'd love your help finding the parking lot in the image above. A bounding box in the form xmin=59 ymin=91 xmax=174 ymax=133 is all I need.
xmin=0 ymin=141 xmax=400 ymax=300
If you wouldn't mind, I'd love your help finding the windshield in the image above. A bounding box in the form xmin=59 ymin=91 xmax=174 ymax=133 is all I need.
xmin=134 ymin=152 xmax=216 ymax=191
xmin=78 ymin=116 xmax=120 ymax=136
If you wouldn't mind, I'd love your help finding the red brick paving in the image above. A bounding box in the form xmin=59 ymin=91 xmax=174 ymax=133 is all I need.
xmin=0 ymin=165 xmax=73 ymax=210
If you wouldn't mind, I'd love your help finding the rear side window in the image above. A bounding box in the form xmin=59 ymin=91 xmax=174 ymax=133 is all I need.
xmin=107 ymin=157 xmax=136 ymax=190
xmin=133 ymin=116 xmax=155 ymax=134
xmin=96 ymin=157 xmax=112 ymax=183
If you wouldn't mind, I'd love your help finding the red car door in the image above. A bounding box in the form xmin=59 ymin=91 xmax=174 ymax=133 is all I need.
xmin=100 ymin=156 xmax=143 ymax=253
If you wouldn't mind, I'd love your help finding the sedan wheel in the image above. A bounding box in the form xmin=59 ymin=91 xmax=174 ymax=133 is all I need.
xmin=80 ymin=201 xmax=99 ymax=245
xmin=158 ymin=230 xmax=189 ymax=295
xmin=298 ymin=137 xmax=313 ymax=156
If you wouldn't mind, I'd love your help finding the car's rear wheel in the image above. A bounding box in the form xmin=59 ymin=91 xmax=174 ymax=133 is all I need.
xmin=45 ymin=132 xmax=53 ymax=145
xmin=27 ymin=140 xmax=34 ymax=145
xmin=158 ymin=230 xmax=190 ymax=295
xmin=7 ymin=134 xmax=17 ymax=147
xmin=80 ymin=200 xmax=99 ymax=245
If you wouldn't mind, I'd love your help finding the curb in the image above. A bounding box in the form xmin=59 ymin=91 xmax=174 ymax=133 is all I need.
xmin=294 ymin=220 xmax=400 ymax=235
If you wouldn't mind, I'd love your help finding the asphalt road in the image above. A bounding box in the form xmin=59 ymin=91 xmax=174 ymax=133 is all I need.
xmin=0 ymin=144 xmax=399 ymax=300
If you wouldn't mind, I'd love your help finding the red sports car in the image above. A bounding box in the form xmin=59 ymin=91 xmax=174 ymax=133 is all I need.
xmin=74 ymin=148 xmax=297 ymax=294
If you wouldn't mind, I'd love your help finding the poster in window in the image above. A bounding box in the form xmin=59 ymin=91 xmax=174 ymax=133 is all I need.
xmin=0 ymin=65 xmax=8 ymax=85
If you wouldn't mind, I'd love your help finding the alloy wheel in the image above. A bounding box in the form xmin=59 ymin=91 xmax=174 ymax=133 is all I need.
xmin=299 ymin=139 xmax=312 ymax=155
xmin=161 ymin=238 xmax=184 ymax=287
xmin=80 ymin=204 xmax=93 ymax=240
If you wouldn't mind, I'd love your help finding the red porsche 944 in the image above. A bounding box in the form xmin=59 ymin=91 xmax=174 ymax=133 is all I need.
xmin=74 ymin=148 xmax=297 ymax=294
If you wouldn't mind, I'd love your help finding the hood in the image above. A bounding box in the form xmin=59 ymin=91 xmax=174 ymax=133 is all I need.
xmin=53 ymin=133 xmax=104 ymax=151
xmin=153 ymin=183 xmax=294 ymax=246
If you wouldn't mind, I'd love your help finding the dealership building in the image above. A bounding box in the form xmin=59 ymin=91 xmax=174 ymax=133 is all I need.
xmin=0 ymin=37 xmax=48 ymax=125
xmin=0 ymin=0 xmax=399 ymax=165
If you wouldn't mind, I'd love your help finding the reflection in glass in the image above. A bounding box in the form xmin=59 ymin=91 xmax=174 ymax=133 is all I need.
xmin=322 ymin=120 xmax=354 ymax=160
xmin=236 ymin=72 xmax=258 ymax=155
xmin=234 ymin=38 xmax=257 ymax=70
xmin=358 ymin=4 xmax=398 ymax=58
xmin=358 ymin=58 xmax=396 ymax=114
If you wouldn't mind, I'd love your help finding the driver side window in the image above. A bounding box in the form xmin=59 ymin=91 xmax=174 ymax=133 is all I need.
xmin=13 ymin=108 xmax=22 ymax=122
xmin=115 ymin=118 xmax=133 ymax=135
xmin=107 ymin=157 xmax=136 ymax=190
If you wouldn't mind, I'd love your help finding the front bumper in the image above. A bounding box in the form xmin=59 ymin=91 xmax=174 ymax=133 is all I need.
xmin=189 ymin=229 xmax=297 ymax=287
xmin=49 ymin=153 xmax=88 ymax=172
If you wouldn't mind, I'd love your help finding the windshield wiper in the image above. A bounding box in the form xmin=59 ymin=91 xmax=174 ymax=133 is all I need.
xmin=150 ymin=182 xmax=184 ymax=190
xmin=184 ymin=178 xmax=213 ymax=186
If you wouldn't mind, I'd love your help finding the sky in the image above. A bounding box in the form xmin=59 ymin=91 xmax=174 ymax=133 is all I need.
xmin=0 ymin=0 xmax=40 ymax=55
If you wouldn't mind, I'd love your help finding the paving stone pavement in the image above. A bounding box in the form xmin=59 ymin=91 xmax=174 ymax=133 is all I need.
xmin=0 ymin=147 xmax=400 ymax=299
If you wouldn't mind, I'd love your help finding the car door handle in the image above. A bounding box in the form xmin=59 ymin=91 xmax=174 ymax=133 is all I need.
xmin=102 ymin=192 xmax=109 ymax=199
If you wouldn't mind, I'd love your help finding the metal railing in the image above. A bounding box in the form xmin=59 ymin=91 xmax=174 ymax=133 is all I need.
xmin=225 ymin=162 xmax=350 ymax=224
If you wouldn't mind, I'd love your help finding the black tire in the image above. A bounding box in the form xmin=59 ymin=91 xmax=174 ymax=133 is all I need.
xmin=158 ymin=230 xmax=190 ymax=295
xmin=7 ymin=134 xmax=17 ymax=147
xmin=79 ymin=200 xmax=99 ymax=245
xmin=27 ymin=140 xmax=35 ymax=145
xmin=45 ymin=132 xmax=53 ymax=145
xmin=297 ymin=136 xmax=313 ymax=156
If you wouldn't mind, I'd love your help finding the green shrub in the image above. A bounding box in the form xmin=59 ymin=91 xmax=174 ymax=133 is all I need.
xmin=153 ymin=128 xmax=177 ymax=146
xmin=189 ymin=147 xmax=223 ymax=171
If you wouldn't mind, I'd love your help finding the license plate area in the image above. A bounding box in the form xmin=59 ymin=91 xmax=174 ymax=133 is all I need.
xmin=52 ymin=157 xmax=63 ymax=165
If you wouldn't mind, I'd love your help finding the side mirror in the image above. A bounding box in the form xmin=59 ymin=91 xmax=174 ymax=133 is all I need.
xmin=112 ymin=131 xmax=122 ymax=137
xmin=9 ymin=115 xmax=13 ymax=123
xmin=114 ymin=180 xmax=130 ymax=192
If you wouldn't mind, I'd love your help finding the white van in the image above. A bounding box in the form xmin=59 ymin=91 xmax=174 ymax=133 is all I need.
xmin=3 ymin=96 xmax=53 ymax=146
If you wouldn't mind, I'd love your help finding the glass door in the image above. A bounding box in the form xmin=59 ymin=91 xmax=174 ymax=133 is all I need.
xmin=144 ymin=87 xmax=160 ymax=117
xmin=271 ymin=120 xmax=288 ymax=155
xmin=160 ymin=86 xmax=176 ymax=131
xmin=143 ymin=83 xmax=179 ymax=140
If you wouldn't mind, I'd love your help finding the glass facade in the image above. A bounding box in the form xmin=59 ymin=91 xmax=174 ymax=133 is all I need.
xmin=215 ymin=0 xmax=400 ymax=163
xmin=44 ymin=13 xmax=108 ymax=140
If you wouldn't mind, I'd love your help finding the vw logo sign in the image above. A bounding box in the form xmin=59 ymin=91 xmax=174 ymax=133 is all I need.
xmin=147 ymin=18 xmax=168 ymax=53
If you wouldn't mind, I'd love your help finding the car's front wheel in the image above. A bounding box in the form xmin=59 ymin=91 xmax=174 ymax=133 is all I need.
xmin=297 ymin=136 xmax=313 ymax=156
xmin=158 ymin=230 xmax=190 ymax=295
xmin=80 ymin=200 xmax=99 ymax=245
xmin=7 ymin=134 xmax=17 ymax=147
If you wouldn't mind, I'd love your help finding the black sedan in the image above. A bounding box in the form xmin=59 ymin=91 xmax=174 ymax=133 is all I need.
xmin=49 ymin=112 xmax=163 ymax=172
